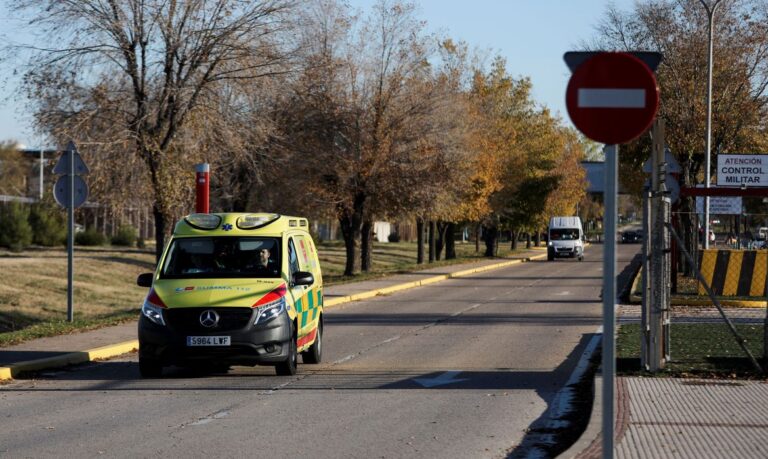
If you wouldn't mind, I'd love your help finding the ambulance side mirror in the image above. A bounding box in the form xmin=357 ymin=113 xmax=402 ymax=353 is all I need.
xmin=293 ymin=271 xmax=314 ymax=287
xmin=137 ymin=272 xmax=154 ymax=288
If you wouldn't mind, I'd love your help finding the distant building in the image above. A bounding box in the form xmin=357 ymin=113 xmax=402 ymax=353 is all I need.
xmin=1 ymin=146 xmax=156 ymax=241
xmin=19 ymin=148 xmax=60 ymax=199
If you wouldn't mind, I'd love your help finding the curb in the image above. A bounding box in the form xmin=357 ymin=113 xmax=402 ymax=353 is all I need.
xmin=562 ymin=373 xmax=603 ymax=459
xmin=325 ymin=254 xmax=547 ymax=307
xmin=0 ymin=340 xmax=138 ymax=381
xmin=0 ymin=253 xmax=546 ymax=381
xmin=628 ymin=267 xmax=767 ymax=308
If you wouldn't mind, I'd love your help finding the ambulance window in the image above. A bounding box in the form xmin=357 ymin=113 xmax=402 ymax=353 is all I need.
xmin=288 ymin=238 xmax=300 ymax=276
xmin=295 ymin=236 xmax=311 ymax=270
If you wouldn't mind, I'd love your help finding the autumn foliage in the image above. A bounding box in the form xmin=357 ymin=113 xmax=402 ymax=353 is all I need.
xmin=7 ymin=0 xmax=588 ymax=273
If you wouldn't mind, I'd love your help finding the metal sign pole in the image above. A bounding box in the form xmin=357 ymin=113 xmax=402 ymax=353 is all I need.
xmin=67 ymin=144 xmax=74 ymax=322
xmin=53 ymin=141 xmax=89 ymax=323
xmin=603 ymin=143 xmax=618 ymax=458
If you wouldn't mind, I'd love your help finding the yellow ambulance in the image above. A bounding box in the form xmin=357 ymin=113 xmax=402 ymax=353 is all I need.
xmin=136 ymin=213 xmax=323 ymax=377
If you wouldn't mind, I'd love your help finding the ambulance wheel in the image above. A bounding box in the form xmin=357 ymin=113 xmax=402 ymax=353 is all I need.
xmin=276 ymin=322 xmax=298 ymax=376
xmin=139 ymin=355 xmax=163 ymax=378
xmin=547 ymin=249 xmax=554 ymax=261
xmin=302 ymin=316 xmax=323 ymax=364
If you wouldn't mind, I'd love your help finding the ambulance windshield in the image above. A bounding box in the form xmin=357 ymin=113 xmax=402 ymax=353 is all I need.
xmin=161 ymin=237 xmax=281 ymax=279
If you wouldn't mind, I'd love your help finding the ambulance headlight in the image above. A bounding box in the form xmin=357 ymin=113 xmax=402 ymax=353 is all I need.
xmin=141 ymin=289 xmax=166 ymax=326
xmin=254 ymin=297 xmax=286 ymax=325
xmin=548 ymin=241 xmax=553 ymax=247
xmin=142 ymin=301 xmax=166 ymax=326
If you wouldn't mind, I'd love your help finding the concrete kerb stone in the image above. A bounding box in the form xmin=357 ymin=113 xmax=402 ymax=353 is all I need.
xmin=0 ymin=253 xmax=547 ymax=381
xmin=323 ymin=254 xmax=547 ymax=310
xmin=562 ymin=373 xmax=603 ymax=459
xmin=0 ymin=340 xmax=139 ymax=381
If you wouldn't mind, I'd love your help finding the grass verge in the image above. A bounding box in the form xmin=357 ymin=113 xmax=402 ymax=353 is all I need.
xmin=617 ymin=322 xmax=765 ymax=377
xmin=318 ymin=240 xmax=530 ymax=284
xmin=1 ymin=241 xmax=540 ymax=346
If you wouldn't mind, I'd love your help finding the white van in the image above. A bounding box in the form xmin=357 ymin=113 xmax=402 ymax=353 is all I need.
xmin=547 ymin=216 xmax=584 ymax=261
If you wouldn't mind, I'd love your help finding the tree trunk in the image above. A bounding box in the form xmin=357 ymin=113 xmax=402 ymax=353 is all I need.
xmin=152 ymin=205 xmax=166 ymax=263
xmin=339 ymin=214 xmax=358 ymax=276
xmin=416 ymin=218 xmax=425 ymax=264
xmin=445 ymin=222 xmax=456 ymax=259
xmin=435 ymin=221 xmax=448 ymax=261
xmin=526 ymin=232 xmax=531 ymax=249
xmin=339 ymin=193 xmax=365 ymax=276
xmin=534 ymin=229 xmax=541 ymax=247
xmin=361 ymin=220 xmax=373 ymax=272
xmin=476 ymin=223 xmax=481 ymax=252
xmin=484 ymin=225 xmax=497 ymax=257
xmin=145 ymin=149 xmax=169 ymax=264
xmin=510 ymin=228 xmax=518 ymax=250
xmin=230 ymin=164 xmax=251 ymax=212
xmin=428 ymin=221 xmax=436 ymax=262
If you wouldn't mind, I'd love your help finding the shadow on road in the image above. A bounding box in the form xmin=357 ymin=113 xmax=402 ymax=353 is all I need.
xmin=324 ymin=312 xmax=601 ymax=326
xmin=506 ymin=332 xmax=600 ymax=458
xmin=2 ymin=333 xmax=600 ymax=459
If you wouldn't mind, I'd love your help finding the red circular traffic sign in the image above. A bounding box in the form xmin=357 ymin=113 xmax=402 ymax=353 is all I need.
xmin=566 ymin=52 xmax=659 ymax=144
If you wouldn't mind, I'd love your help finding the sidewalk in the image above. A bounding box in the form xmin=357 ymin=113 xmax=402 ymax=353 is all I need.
xmin=570 ymin=374 xmax=768 ymax=459
xmin=567 ymin=305 xmax=768 ymax=459
xmin=0 ymin=248 xmax=546 ymax=379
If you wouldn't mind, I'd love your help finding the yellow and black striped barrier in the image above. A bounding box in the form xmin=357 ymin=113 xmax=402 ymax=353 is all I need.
xmin=698 ymin=249 xmax=768 ymax=297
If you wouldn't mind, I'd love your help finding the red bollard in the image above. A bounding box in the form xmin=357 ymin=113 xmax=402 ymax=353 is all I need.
xmin=195 ymin=163 xmax=210 ymax=213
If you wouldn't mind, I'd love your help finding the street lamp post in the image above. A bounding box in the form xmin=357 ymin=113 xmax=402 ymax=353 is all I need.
xmin=700 ymin=0 xmax=724 ymax=249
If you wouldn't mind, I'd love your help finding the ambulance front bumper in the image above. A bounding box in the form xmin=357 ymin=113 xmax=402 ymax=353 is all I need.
xmin=138 ymin=309 xmax=292 ymax=366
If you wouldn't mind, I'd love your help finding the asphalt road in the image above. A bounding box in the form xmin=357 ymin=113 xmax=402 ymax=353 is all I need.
xmin=0 ymin=244 xmax=637 ymax=458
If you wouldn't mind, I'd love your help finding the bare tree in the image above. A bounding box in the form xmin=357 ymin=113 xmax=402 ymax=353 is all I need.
xmin=589 ymin=0 xmax=768 ymax=272
xmin=8 ymin=0 xmax=295 ymax=259
xmin=283 ymin=0 xmax=467 ymax=276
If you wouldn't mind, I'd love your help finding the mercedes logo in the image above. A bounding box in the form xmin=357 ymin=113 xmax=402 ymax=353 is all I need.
xmin=199 ymin=309 xmax=220 ymax=328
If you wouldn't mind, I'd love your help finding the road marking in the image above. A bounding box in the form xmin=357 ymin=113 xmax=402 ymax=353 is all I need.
xmin=189 ymin=410 xmax=230 ymax=426
xmin=259 ymin=379 xmax=297 ymax=395
xmin=331 ymin=304 xmax=483 ymax=366
xmin=413 ymin=370 xmax=468 ymax=388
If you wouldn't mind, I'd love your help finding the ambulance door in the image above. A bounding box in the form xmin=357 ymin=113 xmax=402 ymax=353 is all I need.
xmin=287 ymin=236 xmax=314 ymax=344
xmin=293 ymin=234 xmax=321 ymax=338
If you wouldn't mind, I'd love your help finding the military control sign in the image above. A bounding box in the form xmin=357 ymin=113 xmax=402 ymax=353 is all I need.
xmin=566 ymin=52 xmax=660 ymax=145
xmin=717 ymin=154 xmax=768 ymax=187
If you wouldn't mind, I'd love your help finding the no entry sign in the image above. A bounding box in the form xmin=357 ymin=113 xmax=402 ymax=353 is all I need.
xmin=566 ymin=52 xmax=659 ymax=145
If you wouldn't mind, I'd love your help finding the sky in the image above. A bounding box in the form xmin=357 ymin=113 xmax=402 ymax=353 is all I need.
xmin=0 ymin=0 xmax=635 ymax=148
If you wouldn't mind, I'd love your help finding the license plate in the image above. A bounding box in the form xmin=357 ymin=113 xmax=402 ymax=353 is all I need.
xmin=187 ymin=336 xmax=231 ymax=346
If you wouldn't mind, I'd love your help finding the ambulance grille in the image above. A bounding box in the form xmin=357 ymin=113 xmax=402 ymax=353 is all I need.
xmin=165 ymin=307 xmax=254 ymax=332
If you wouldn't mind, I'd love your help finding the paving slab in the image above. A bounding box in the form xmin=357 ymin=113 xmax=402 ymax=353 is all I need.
xmin=615 ymin=376 xmax=768 ymax=459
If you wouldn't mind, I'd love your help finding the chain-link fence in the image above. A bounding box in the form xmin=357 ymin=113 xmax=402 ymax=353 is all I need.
xmin=697 ymin=249 xmax=768 ymax=298
xmin=669 ymin=210 xmax=768 ymax=299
